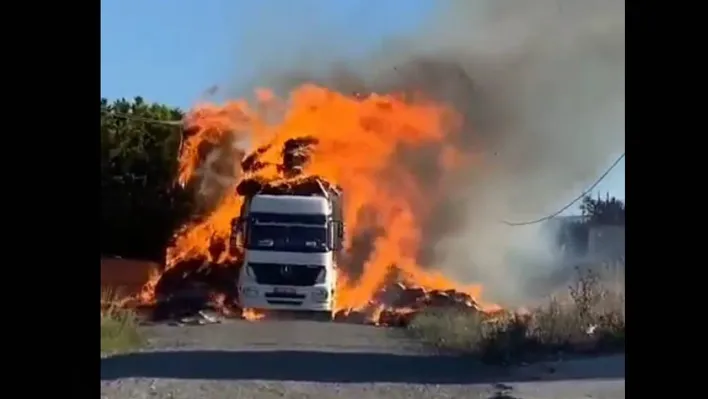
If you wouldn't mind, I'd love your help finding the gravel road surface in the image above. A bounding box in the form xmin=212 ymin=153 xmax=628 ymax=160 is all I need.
xmin=101 ymin=319 xmax=625 ymax=399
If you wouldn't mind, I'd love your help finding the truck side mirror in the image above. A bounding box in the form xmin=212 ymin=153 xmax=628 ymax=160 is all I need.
xmin=337 ymin=222 xmax=345 ymax=241
xmin=333 ymin=221 xmax=344 ymax=250
xmin=326 ymin=220 xmax=334 ymax=250
xmin=230 ymin=217 xmax=245 ymax=248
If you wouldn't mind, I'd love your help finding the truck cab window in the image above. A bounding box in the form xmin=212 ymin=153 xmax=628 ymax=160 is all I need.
xmin=246 ymin=213 xmax=329 ymax=253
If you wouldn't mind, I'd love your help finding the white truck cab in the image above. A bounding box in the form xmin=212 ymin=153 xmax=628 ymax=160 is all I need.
xmin=232 ymin=190 xmax=344 ymax=319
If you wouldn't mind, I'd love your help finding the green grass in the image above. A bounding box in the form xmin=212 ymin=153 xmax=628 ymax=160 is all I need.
xmin=101 ymin=289 xmax=143 ymax=355
xmin=407 ymin=262 xmax=625 ymax=364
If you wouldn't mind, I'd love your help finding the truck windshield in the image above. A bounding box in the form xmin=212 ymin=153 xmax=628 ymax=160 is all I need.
xmin=250 ymin=212 xmax=327 ymax=225
xmin=248 ymin=224 xmax=329 ymax=252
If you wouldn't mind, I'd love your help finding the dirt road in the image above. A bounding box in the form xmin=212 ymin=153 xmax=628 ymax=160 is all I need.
xmin=101 ymin=319 xmax=625 ymax=399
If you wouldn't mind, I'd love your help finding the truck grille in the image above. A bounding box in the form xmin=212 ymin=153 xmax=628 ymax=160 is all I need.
xmin=249 ymin=263 xmax=323 ymax=286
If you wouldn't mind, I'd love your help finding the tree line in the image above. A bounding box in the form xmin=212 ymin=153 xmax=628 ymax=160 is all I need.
xmin=101 ymin=97 xmax=192 ymax=261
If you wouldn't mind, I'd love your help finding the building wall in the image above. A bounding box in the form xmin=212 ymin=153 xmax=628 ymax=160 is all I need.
xmin=101 ymin=257 xmax=161 ymax=296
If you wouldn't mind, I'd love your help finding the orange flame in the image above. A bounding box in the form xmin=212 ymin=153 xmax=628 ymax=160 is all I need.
xmin=242 ymin=308 xmax=266 ymax=321
xmin=160 ymin=84 xmax=495 ymax=313
xmin=138 ymin=266 xmax=161 ymax=304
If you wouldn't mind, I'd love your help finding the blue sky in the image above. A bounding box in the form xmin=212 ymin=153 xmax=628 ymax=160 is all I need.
xmin=100 ymin=0 xmax=433 ymax=108
xmin=100 ymin=0 xmax=624 ymax=204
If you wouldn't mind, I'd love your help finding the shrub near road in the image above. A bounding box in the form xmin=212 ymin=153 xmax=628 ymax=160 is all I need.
xmin=408 ymin=264 xmax=625 ymax=364
xmin=101 ymin=289 xmax=142 ymax=355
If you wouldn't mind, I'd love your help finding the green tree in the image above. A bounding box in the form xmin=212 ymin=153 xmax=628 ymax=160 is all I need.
xmin=101 ymin=97 xmax=192 ymax=261
xmin=579 ymin=193 xmax=625 ymax=225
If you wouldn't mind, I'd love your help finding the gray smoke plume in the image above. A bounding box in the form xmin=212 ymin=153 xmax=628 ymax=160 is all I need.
xmin=406 ymin=0 xmax=625 ymax=305
xmin=217 ymin=0 xmax=625 ymax=305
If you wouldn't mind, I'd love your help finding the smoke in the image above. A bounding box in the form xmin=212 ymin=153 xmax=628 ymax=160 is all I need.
xmin=218 ymin=0 xmax=625 ymax=305
xmin=401 ymin=0 xmax=626 ymax=305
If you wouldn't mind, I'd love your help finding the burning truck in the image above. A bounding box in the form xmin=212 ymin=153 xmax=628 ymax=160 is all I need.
xmin=231 ymin=139 xmax=345 ymax=320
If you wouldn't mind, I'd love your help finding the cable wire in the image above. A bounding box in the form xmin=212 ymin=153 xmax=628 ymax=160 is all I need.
xmin=501 ymin=152 xmax=625 ymax=226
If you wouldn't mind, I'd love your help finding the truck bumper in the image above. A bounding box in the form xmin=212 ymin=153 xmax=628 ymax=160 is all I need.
xmin=238 ymin=284 xmax=334 ymax=312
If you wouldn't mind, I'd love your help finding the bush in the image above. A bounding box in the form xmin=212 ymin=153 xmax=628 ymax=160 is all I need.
xmin=100 ymin=289 xmax=143 ymax=355
xmin=407 ymin=262 xmax=625 ymax=364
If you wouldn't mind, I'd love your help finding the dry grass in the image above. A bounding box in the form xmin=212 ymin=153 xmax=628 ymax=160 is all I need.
xmin=408 ymin=262 xmax=625 ymax=364
xmin=100 ymin=288 xmax=143 ymax=355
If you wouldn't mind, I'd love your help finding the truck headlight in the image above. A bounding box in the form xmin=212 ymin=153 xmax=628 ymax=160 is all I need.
xmin=312 ymin=288 xmax=328 ymax=302
xmin=243 ymin=287 xmax=258 ymax=298
xmin=315 ymin=268 xmax=326 ymax=284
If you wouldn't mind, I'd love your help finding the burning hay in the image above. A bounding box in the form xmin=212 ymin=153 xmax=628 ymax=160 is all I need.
xmin=335 ymin=283 xmax=483 ymax=327
xmin=142 ymin=265 xmax=484 ymax=327
xmin=124 ymin=85 xmax=499 ymax=326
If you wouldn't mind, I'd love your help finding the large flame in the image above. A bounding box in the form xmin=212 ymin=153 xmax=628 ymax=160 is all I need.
xmin=158 ymin=84 xmax=496 ymax=314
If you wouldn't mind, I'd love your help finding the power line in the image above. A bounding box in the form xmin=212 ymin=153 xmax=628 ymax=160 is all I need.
xmin=501 ymin=152 xmax=625 ymax=226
